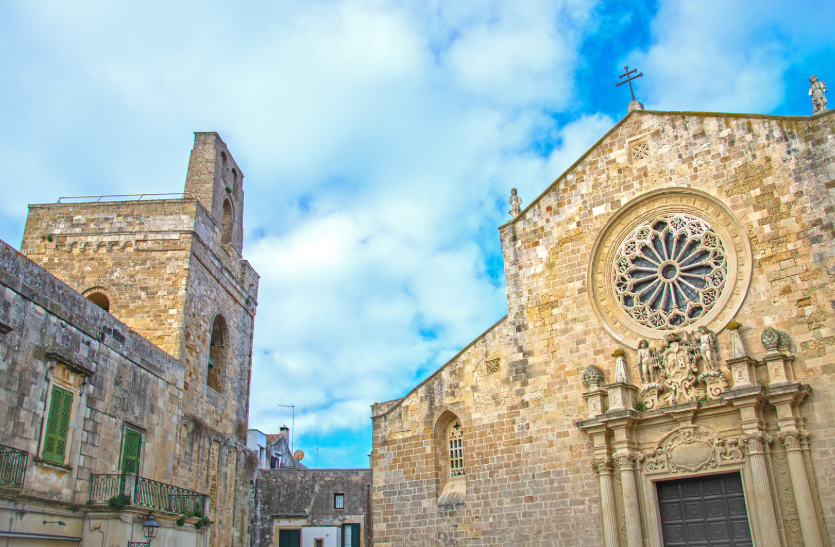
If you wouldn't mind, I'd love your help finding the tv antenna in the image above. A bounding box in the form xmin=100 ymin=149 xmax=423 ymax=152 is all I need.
xmin=277 ymin=404 xmax=295 ymax=453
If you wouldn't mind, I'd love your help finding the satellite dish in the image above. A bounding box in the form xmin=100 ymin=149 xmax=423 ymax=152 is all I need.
xmin=294 ymin=450 xmax=305 ymax=461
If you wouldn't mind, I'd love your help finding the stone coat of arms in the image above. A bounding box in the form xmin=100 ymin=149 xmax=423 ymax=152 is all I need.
xmin=638 ymin=330 xmax=728 ymax=410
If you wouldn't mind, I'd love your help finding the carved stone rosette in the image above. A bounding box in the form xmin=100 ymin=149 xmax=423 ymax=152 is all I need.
xmin=588 ymin=188 xmax=753 ymax=348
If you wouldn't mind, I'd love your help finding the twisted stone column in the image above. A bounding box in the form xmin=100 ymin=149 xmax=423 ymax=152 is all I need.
xmin=593 ymin=458 xmax=621 ymax=547
xmin=615 ymin=452 xmax=643 ymax=547
xmin=740 ymin=433 xmax=780 ymax=547
xmin=780 ymin=431 xmax=823 ymax=547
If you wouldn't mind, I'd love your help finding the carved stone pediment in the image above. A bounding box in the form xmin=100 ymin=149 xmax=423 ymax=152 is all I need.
xmin=644 ymin=425 xmax=743 ymax=474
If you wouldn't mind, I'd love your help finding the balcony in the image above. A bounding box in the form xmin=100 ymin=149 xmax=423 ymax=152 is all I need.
xmin=0 ymin=444 xmax=27 ymax=489
xmin=90 ymin=474 xmax=207 ymax=514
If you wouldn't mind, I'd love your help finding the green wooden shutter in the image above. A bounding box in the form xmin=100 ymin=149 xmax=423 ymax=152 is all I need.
xmin=342 ymin=524 xmax=360 ymax=547
xmin=278 ymin=529 xmax=300 ymax=547
xmin=121 ymin=428 xmax=142 ymax=475
xmin=42 ymin=386 xmax=73 ymax=464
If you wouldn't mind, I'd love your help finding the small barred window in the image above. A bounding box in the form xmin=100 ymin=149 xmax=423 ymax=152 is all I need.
xmin=334 ymin=493 xmax=344 ymax=509
xmin=448 ymin=422 xmax=464 ymax=477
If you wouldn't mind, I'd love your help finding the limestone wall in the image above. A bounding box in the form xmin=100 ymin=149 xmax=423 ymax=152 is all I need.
xmin=371 ymin=110 xmax=835 ymax=546
xmin=0 ymin=234 xmax=255 ymax=546
xmin=20 ymin=199 xmax=197 ymax=358
xmin=252 ymin=468 xmax=372 ymax=547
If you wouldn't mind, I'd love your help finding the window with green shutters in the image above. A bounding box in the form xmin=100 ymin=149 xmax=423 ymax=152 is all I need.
xmin=121 ymin=428 xmax=142 ymax=475
xmin=42 ymin=385 xmax=73 ymax=464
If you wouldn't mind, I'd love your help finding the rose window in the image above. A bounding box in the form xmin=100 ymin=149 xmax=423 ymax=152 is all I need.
xmin=613 ymin=214 xmax=727 ymax=330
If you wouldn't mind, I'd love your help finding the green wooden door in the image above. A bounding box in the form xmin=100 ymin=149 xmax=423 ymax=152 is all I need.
xmin=42 ymin=385 xmax=73 ymax=464
xmin=121 ymin=428 xmax=142 ymax=475
xmin=278 ymin=529 xmax=300 ymax=547
xmin=342 ymin=524 xmax=360 ymax=547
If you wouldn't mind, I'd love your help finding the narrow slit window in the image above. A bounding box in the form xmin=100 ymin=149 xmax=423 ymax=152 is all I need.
xmin=448 ymin=422 xmax=464 ymax=477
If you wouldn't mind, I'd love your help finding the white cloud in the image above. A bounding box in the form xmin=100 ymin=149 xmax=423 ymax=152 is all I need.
xmin=630 ymin=0 xmax=835 ymax=113
xmin=0 ymin=0 xmax=636 ymax=467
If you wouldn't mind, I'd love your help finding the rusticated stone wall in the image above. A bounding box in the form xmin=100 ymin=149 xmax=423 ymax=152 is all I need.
xmin=372 ymin=109 xmax=835 ymax=546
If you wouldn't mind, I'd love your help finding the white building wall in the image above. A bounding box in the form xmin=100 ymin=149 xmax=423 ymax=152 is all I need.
xmin=301 ymin=526 xmax=339 ymax=547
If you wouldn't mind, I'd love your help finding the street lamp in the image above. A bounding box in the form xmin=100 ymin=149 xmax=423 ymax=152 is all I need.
xmin=142 ymin=515 xmax=159 ymax=543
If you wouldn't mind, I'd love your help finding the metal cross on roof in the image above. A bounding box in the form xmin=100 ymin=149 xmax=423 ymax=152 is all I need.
xmin=616 ymin=65 xmax=643 ymax=101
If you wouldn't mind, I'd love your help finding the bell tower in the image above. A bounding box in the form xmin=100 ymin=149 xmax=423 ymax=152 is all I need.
xmin=185 ymin=132 xmax=245 ymax=260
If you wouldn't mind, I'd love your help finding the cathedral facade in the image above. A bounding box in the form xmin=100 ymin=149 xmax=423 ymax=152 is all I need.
xmin=371 ymin=108 xmax=835 ymax=546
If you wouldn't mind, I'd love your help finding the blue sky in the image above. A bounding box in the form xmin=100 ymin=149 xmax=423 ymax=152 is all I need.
xmin=1 ymin=0 xmax=832 ymax=468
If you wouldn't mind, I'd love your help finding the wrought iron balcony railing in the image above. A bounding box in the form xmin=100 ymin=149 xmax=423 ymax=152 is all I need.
xmin=0 ymin=444 xmax=27 ymax=489
xmin=89 ymin=474 xmax=125 ymax=503
xmin=134 ymin=476 xmax=206 ymax=514
xmin=89 ymin=474 xmax=207 ymax=514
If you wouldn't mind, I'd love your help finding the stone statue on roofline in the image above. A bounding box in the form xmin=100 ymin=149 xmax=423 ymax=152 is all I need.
xmin=810 ymin=76 xmax=828 ymax=114
xmin=508 ymin=188 xmax=522 ymax=217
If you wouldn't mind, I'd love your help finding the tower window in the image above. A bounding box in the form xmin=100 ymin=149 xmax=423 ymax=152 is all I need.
xmin=207 ymin=315 xmax=227 ymax=392
xmin=222 ymin=199 xmax=234 ymax=244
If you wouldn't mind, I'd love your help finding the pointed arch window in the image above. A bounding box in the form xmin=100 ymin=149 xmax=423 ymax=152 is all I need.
xmin=207 ymin=315 xmax=227 ymax=392
xmin=448 ymin=421 xmax=464 ymax=477
xmin=221 ymin=199 xmax=234 ymax=244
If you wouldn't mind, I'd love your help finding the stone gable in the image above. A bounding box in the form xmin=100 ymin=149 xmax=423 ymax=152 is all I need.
xmin=372 ymin=109 xmax=835 ymax=547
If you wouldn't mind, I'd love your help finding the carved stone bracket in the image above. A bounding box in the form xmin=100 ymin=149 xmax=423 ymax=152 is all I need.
xmin=698 ymin=370 xmax=729 ymax=399
xmin=638 ymin=383 xmax=663 ymax=410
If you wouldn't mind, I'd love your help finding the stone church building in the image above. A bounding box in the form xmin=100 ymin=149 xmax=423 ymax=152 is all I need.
xmin=0 ymin=133 xmax=258 ymax=546
xmin=371 ymin=106 xmax=835 ymax=546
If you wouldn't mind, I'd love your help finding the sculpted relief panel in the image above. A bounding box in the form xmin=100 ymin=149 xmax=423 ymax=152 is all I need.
xmin=644 ymin=425 xmax=744 ymax=475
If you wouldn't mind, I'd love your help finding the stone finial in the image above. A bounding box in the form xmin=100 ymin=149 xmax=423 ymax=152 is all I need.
xmin=810 ymin=76 xmax=828 ymax=114
xmin=582 ymin=364 xmax=605 ymax=391
xmin=508 ymin=188 xmax=522 ymax=217
xmin=627 ymin=100 xmax=645 ymax=112
xmin=613 ymin=348 xmax=628 ymax=383
xmin=728 ymin=321 xmax=746 ymax=358
xmin=761 ymin=326 xmax=790 ymax=355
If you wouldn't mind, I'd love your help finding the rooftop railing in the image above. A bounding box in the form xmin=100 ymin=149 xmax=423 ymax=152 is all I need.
xmin=57 ymin=193 xmax=192 ymax=204
xmin=0 ymin=444 xmax=27 ymax=489
xmin=90 ymin=474 xmax=207 ymax=514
